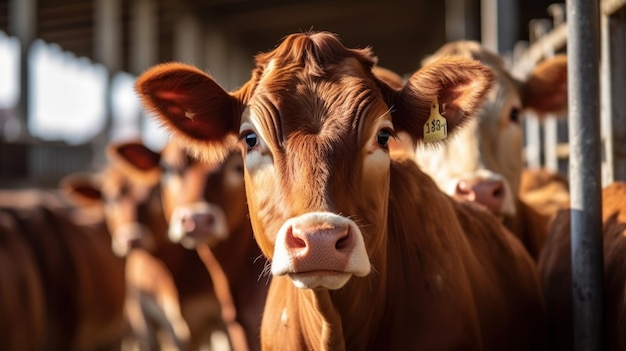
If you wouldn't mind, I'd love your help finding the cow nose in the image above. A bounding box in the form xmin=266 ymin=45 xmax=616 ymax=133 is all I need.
xmin=284 ymin=224 xmax=355 ymax=272
xmin=454 ymin=179 xmax=506 ymax=215
xmin=181 ymin=212 xmax=215 ymax=233
xmin=169 ymin=203 xmax=228 ymax=248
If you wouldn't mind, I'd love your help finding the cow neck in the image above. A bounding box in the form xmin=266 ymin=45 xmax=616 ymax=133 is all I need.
xmin=384 ymin=156 xmax=485 ymax=349
xmin=148 ymin=185 xmax=215 ymax=298
xmin=210 ymin=219 xmax=257 ymax=288
xmin=295 ymin=285 xmax=347 ymax=351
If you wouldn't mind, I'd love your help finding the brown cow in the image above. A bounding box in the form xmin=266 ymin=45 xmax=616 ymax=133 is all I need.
xmin=539 ymin=181 xmax=626 ymax=351
xmin=110 ymin=140 xmax=267 ymax=351
xmin=135 ymin=31 xmax=546 ymax=350
xmin=0 ymin=200 xmax=126 ymax=351
xmin=62 ymin=151 xmax=225 ymax=351
xmin=0 ymin=210 xmax=46 ymax=351
xmin=410 ymin=41 xmax=569 ymax=260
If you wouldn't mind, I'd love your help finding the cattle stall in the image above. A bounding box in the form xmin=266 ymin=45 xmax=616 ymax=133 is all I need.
xmin=512 ymin=0 xmax=626 ymax=349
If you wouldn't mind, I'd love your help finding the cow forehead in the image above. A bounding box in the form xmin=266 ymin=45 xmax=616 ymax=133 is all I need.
xmin=244 ymin=58 xmax=389 ymax=146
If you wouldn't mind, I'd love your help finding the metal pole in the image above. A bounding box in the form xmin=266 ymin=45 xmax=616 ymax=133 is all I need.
xmin=481 ymin=0 xmax=518 ymax=53
xmin=600 ymin=7 xmax=626 ymax=184
xmin=9 ymin=0 xmax=36 ymax=140
xmin=567 ymin=0 xmax=605 ymax=349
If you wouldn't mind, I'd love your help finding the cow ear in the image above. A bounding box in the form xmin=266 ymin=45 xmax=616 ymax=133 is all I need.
xmin=392 ymin=56 xmax=494 ymax=142
xmin=135 ymin=62 xmax=242 ymax=163
xmin=522 ymin=55 xmax=567 ymax=116
xmin=106 ymin=141 xmax=162 ymax=185
xmin=372 ymin=66 xmax=404 ymax=90
xmin=59 ymin=173 xmax=103 ymax=207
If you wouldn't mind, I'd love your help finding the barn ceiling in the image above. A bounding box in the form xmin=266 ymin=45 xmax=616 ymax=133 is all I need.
xmin=0 ymin=0 xmax=557 ymax=76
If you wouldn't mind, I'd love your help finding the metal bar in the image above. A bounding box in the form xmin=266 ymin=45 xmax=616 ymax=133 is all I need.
xmin=130 ymin=0 xmax=158 ymax=75
xmin=601 ymin=7 xmax=626 ymax=183
xmin=543 ymin=3 xmax=566 ymax=173
xmin=524 ymin=113 xmax=542 ymax=168
xmin=8 ymin=0 xmax=36 ymax=140
xmin=523 ymin=19 xmax=551 ymax=170
xmin=445 ymin=0 xmax=479 ymax=41
xmin=511 ymin=23 xmax=567 ymax=77
xmin=481 ymin=0 xmax=518 ymax=53
xmin=567 ymin=0 xmax=605 ymax=350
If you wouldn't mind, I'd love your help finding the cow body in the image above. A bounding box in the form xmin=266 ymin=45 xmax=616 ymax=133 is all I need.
xmin=0 ymin=202 xmax=126 ymax=351
xmin=539 ymin=181 xmax=626 ymax=351
xmin=136 ymin=31 xmax=547 ymax=350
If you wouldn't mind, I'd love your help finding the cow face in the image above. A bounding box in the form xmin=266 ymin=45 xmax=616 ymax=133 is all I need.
xmin=136 ymin=31 xmax=493 ymax=290
xmin=60 ymin=164 xmax=163 ymax=257
xmin=159 ymin=143 xmax=247 ymax=249
xmin=415 ymin=41 xmax=567 ymax=217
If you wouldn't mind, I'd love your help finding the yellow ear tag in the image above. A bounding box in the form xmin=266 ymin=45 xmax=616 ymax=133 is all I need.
xmin=423 ymin=100 xmax=447 ymax=143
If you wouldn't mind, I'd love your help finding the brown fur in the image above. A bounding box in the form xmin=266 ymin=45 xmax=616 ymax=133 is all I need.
xmin=0 ymin=211 xmax=46 ymax=351
xmin=135 ymin=31 xmax=545 ymax=350
xmin=539 ymin=181 xmax=626 ymax=351
xmin=0 ymin=203 xmax=126 ymax=351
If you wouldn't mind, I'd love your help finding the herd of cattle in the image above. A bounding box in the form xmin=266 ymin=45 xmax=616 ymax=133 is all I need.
xmin=1 ymin=31 xmax=625 ymax=350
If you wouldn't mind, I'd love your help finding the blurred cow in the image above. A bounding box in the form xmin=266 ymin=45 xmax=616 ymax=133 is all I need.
xmin=0 ymin=197 xmax=127 ymax=351
xmin=62 ymin=147 xmax=225 ymax=351
xmin=383 ymin=41 xmax=569 ymax=260
xmin=539 ymin=181 xmax=626 ymax=351
xmin=109 ymin=141 xmax=268 ymax=351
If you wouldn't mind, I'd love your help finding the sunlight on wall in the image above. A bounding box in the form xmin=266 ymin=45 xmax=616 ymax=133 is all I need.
xmin=0 ymin=32 xmax=170 ymax=151
xmin=142 ymin=109 xmax=170 ymax=151
xmin=110 ymin=72 xmax=170 ymax=151
xmin=111 ymin=72 xmax=141 ymax=142
xmin=30 ymin=39 xmax=107 ymax=144
xmin=0 ymin=32 xmax=19 ymax=108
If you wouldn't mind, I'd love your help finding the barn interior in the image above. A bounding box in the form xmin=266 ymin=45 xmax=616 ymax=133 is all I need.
xmin=0 ymin=0 xmax=622 ymax=188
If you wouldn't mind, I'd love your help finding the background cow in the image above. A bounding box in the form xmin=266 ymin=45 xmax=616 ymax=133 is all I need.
xmin=135 ymin=31 xmax=546 ymax=350
xmin=0 ymin=209 xmax=46 ymax=351
xmin=62 ymin=145 xmax=225 ymax=351
xmin=403 ymin=41 xmax=569 ymax=260
xmin=155 ymin=142 xmax=268 ymax=351
xmin=0 ymin=198 xmax=127 ymax=351
xmin=68 ymin=140 xmax=268 ymax=351
xmin=539 ymin=181 xmax=626 ymax=351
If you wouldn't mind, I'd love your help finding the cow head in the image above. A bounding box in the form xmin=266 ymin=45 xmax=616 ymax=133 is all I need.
xmin=415 ymin=41 xmax=567 ymax=217
xmin=60 ymin=148 xmax=164 ymax=257
xmin=158 ymin=142 xmax=247 ymax=249
xmin=136 ymin=31 xmax=493 ymax=290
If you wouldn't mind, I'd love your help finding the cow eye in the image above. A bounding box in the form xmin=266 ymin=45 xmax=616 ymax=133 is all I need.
xmin=244 ymin=132 xmax=259 ymax=150
xmin=509 ymin=108 xmax=520 ymax=123
xmin=377 ymin=129 xmax=391 ymax=148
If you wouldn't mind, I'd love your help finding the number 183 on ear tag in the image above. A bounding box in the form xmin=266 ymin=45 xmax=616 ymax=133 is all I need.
xmin=423 ymin=99 xmax=447 ymax=143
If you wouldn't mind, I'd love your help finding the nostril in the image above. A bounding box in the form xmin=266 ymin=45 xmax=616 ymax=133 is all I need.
xmin=335 ymin=232 xmax=352 ymax=252
xmin=286 ymin=226 xmax=307 ymax=249
xmin=200 ymin=213 xmax=215 ymax=227
xmin=491 ymin=181 xmax=505 ymax=199
xmin=181 ymin=215 xmax=196 ymax=232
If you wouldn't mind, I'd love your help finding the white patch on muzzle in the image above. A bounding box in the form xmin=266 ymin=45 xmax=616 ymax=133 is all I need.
xmin=271 ymin=212 xmax=371 ymax=290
